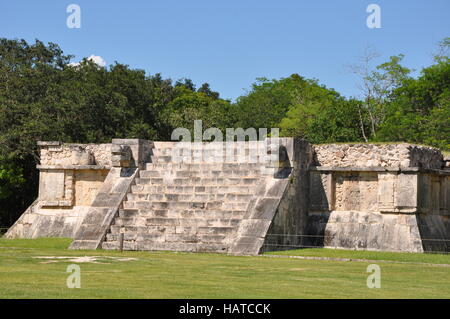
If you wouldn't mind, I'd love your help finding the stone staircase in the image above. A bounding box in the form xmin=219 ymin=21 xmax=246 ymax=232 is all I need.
xmin=101 ymin=141 xmax=278 ymax=253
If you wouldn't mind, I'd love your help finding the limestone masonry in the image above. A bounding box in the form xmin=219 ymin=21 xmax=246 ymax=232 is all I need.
xmin=5 ymin=138 xmax=450 ymax=254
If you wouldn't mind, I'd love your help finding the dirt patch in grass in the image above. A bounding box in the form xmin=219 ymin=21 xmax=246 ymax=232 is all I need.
xmin=33 ymin=256 xmax=138 ymax=264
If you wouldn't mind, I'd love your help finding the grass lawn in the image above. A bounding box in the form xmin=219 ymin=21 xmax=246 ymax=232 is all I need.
xmin=264 ymin=248 xmax=450 ymax=264
xmin=0 ymin=238 xmax=449 ymax=299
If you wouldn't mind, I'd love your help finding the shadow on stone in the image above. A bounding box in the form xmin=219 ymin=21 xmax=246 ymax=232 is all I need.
xmin=120 ymin=167 xmax=135 ymax=177
xmin=416 ymin=213 xmax=450 ymax=252
xmin=273 ymin=145 xmax=292 ymax=179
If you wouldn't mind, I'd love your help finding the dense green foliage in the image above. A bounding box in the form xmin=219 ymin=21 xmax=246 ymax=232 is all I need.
xmin=234 ymin=75 xmax=366 ymax=142
xmin=0 ymin=37 xmax=448 ymax=226
xmin=377 ymin=56 xmax=450 ymax=149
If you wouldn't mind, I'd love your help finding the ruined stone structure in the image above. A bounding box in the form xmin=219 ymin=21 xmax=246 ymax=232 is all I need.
xmin=5 ymin=139 xmax=450 ymax=254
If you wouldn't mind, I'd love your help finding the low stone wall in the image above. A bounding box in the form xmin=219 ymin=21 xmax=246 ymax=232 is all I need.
xmin=39 ymin=142 xmax=112 ymax=167
xmin=5 ymin=141 xmax=113 ymax=239
xmin=313 ymin=143 xmax=444 ymax=169
xmin=4 ymin=168 xmax=109 ymax=239
xmin=6 ymin=139 xmax=155 ymax=240
xmin=305 ymin=166 xmax=450 ymax=252
xmin=84 ymin=144 xmax=112 ymax=166
xmin=305 ymin=211 xmax=425 ymax=252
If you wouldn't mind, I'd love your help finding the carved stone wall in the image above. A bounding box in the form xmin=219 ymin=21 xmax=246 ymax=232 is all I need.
xmin=38 ymin=169 xmax=74 ymax=207
xmin=314 ymin=143 xmax=443 ymax=169
xmin=334 ymin=172 xmax=378 ymax=211
xmin=307 ymin=167 xmax=450 ymax=252
xmin=74 ymin=169 xmax=109 ymax=206
xmin=39 ymin=141 xmax=112 ymax=167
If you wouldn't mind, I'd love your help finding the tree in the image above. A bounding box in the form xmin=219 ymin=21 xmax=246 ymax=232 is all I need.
xmin=234 ymin=73 xmax=366 ymax=143
xmin=349 ymin=48 xmax=411 ymax=140
xmin=279 ymin=91 xmax=365 ymax=143
xmin=161 ymin=91 xmax=234 ymax=136
xmin=197 ymin=83 xmax=220 ymax=99
xmin=377 ymin=53 xmax=450 ymax=150
xmin=233 ymin=75 xmax=297 ymax=130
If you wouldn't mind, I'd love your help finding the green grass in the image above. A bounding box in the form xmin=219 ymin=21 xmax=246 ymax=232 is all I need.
xmin=264 ymin=248 xmax=450 ymax=264
xmin=0 ymin=238 xmax=449 ymax=299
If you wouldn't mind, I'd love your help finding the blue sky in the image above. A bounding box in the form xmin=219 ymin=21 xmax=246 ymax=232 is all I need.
xmin=0 ymin=0 xmax=449 ymax=101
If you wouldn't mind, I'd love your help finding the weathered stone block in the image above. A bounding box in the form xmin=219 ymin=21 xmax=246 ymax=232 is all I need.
xmin=395 ymin=173 xmax=418 ymax=210
xmin=378 ymin=172 xmax=396 ymax=212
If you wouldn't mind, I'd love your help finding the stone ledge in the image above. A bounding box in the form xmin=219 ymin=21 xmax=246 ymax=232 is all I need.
xmin=40 ymin=200 xmax=73 ymax=207
xmin=309 ymin=166 xmax=450 ymax=175
xmin=37 ymin=165 xmax=111 ymax=170
xmin=112 ymin=138 xmax=153 ymax=146
xmin=310 ymin=166 xmax=417 ymax=172
xmin=309 ymin=209 xmax=418 ymax=215
xmin=37 ymin=141 xmax=61 ymax=146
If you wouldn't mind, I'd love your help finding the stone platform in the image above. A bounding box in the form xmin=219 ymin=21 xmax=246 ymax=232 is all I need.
xmin=5 ymin=139 xmax=450 ymax=254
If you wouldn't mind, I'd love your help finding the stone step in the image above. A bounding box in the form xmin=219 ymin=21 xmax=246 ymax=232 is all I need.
xmin=134 ymin=177 xmax=260 ymax=186
xmin=150 ymin=155 xmax=171 ymax=163
xmin=130 ymin=185 xmax=258 ymax=195
xmin=139 ymin=169 xmax=262 ymax=178
xmin=149 ymin=156 xmax=266 ymax=164
xmin=113 ymin=216 xmax=241 ymax=228
xmin=152 ymin=141 xmax=267 ymax=150
xmin=101 ymin=240 xmax=228 ymax=253
xmin=152 ymin=144 xmax=266 ymax=150
xmin=152 ymin=150 xmax=266 ymax=159
xmin=152 ymin=146 xmax=265 ymax=152
xmin=145 ymin=162 xmax=267 ymax=171
xmin=105 ymin=233 xmax=229 ymax=244
xmin=126 ymin=192 xmax=254 ymax=202
xmin=110 ymin=225 xmax=175 ymax=235
xmin=150 ymin=153 xmax=266 ymax=162
xmin=123 ymin=200 xmax=249 ymax=211
xmin=109 ymin=224 xmax=235 ymax=235
xmin=118 ymin=209 xmax=247 ymax=219
xmin=118 ymin=208 xmax=140 ymax=218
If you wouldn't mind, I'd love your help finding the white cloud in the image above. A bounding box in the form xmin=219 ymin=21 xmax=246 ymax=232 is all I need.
xmin=68 ymin=55 xmax=107 ymax=68
xmin=87 ymin=55 xmax=106 ymax=67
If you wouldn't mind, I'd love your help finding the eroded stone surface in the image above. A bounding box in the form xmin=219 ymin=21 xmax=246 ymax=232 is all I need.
xmin=40 ymin=143 xmax=112 ymax=167
xmin=314 ymin=143 xmax=443 ymax=169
